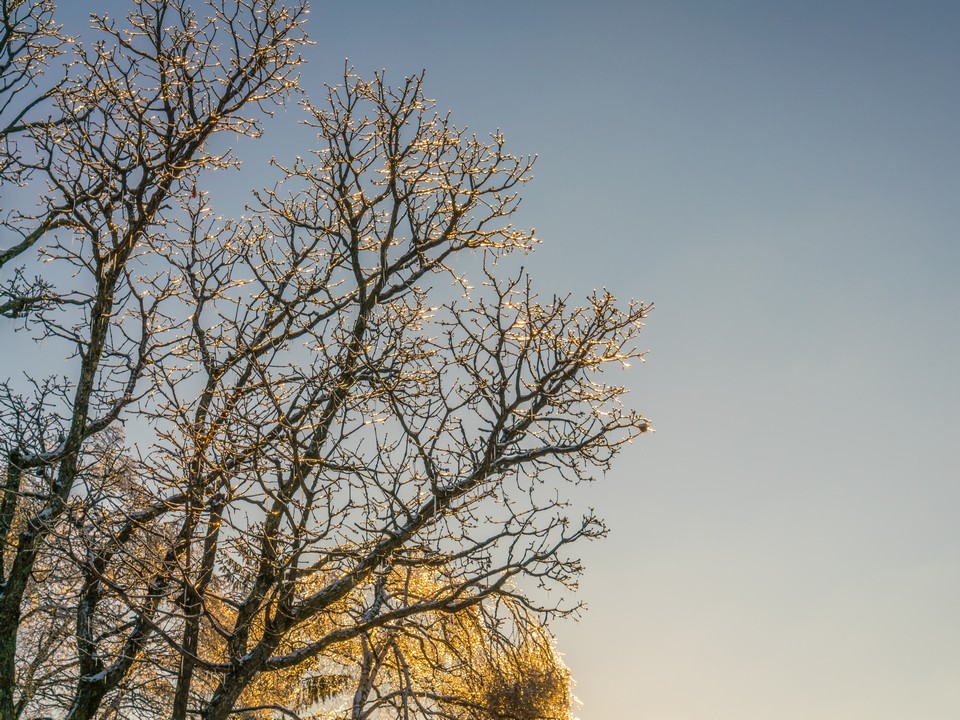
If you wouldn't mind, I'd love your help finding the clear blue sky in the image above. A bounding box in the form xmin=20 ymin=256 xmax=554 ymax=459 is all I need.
xmin=56 ymin=1 xmax=960 ymax=717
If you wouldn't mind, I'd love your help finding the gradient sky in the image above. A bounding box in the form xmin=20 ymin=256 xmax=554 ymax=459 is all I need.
xmin=53 ymin=1 xmax=960 ymax=718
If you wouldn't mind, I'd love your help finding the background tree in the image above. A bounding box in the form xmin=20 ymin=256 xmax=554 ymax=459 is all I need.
xmin=195 ymin=566 xmax=574 ymax=719
xmin=1 ymin=3 xmax=652 ymax=720
xmin=323 ymin=572 xmax=575 ymax=720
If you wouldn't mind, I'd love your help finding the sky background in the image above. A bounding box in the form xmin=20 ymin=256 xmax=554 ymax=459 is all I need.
xmin=54 ymin=1 xmax=960 ymax=718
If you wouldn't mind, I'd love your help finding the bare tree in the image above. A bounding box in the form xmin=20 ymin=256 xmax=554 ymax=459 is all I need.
xmin=1 ymin=4 xmax=651 ymax=720
xmin=0 ymin=0 xmax=68 ymax=319
xmin=0 ymin=0 xmax=65 ymax=179
xmin=0 ymin=1 xmax=308 ymax=717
